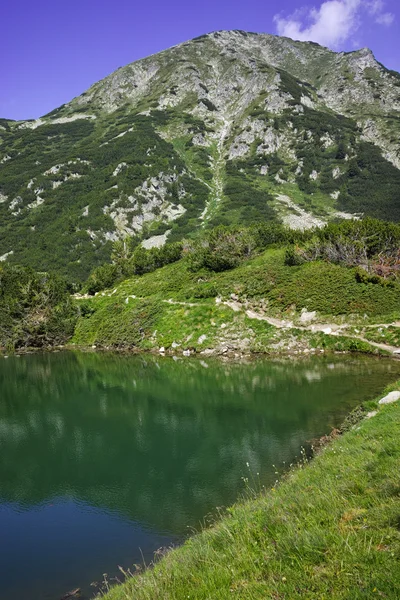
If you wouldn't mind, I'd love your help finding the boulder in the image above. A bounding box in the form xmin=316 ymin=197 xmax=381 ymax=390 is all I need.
xmin=378 ymin=391 xmax=400 ymax=405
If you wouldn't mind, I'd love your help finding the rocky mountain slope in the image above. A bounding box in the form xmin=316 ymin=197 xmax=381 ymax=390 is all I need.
xmin=1 ymin=30 xmax=400 ymax=280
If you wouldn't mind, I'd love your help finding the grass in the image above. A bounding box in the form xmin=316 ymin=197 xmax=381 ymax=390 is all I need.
xmin=361 ymin=326 xmax=400 ymax=348
xmin=101 ymin=382 xmax=400 ymax=599
xmin=72 ymin=248 xmax=400 ymax=353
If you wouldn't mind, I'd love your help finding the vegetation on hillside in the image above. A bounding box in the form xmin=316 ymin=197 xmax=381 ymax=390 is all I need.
xmin=83 ymin=218 xmax=400 ymax=294
xmin=0 ymin=264 xmax=77 ymax=350
xmin=72 ymin=219 xmax=400 ymax=353
xmin=285 ymin=218 xmax=400 ymax=282
xmin=1 ymin=32 xmax=399 ymax=280
xmin=1 ymin=217 xmax=399 ymax=354
xmin=0 ymin=111 xmax=209 ymax=280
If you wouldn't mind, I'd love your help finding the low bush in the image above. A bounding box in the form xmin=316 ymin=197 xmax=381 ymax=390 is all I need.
xmin=184 ymin=226 xmax=257 ymax=272
xmin=284 ymin=218 xmax=400 ymax=280
xmin=0 ymin=264 xmax=77 ymax=349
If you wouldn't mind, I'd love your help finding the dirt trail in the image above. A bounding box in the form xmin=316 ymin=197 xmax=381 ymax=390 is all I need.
xmin=225 ymin=302 xmax=400 ymax=355
xmin=75 ymin=291 xmax=400 ymax=355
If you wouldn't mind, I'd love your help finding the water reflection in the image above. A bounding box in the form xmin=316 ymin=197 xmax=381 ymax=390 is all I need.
xmin=1 ymin=352 xmax=398 ymax=532
xmin=0 ymin=352 xmax=399 ymax=600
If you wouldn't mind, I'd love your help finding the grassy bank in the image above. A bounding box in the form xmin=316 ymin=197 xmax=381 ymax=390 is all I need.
xmin=102 ymin=383 xmax=400 ymax=599
xmin=72 ymin=247 xmax=400 ymax=356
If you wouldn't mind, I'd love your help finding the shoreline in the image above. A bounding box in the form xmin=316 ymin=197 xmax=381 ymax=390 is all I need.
xmin=3 ymin=345 xmax=400 ymax=599
xmin=99 ymin=377 xmax=400 ymax=600
xmin=2 ymin=335 xmax=399 ymax=360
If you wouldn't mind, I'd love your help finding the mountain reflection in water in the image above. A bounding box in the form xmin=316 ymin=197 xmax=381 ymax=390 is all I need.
xmin=0 ymin=351 xmax=398 ymax=600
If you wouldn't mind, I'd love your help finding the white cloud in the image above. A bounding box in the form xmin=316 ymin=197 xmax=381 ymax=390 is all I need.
xmin=274 ymin=0 xmax=394 ymax=49
xmin=366 ymin=0 xmax=384 ymax=15
xmin=366 ymin=0 xmax=394 ymax=24
xmin=375 ymin=12 xmax=395 ymax=25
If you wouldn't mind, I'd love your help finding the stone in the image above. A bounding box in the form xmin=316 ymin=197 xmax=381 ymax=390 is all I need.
xmin=378 ymin=391 xmax=400 ymax=405
xmin=366 ymin=411 xmax=378 ymax=419
xmin=300 ymin=309 xmax=316 ymax=324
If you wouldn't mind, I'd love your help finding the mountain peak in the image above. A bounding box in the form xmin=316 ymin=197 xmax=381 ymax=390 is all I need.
xmin=0 ymin=31 xmax=399 ymax=280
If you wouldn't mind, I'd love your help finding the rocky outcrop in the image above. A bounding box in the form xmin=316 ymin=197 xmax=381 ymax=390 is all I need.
xmin=0 ymin=30 xmax=399 ymax=279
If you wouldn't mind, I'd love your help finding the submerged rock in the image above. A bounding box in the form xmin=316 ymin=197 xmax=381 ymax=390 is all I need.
xmin=61 ymin=589 xmax=81 ymax=600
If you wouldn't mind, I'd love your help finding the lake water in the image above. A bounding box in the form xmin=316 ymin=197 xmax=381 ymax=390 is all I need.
xmin=0 ymin=351 xmax=399 ymax=600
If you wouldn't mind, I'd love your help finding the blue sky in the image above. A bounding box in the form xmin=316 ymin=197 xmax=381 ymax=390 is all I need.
xmin=2 ymin=0 xmax=399 ymax=120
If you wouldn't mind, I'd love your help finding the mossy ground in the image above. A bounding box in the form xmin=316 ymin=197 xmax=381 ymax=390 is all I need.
xmin=101 ymin=382 xmax=400 ymax=600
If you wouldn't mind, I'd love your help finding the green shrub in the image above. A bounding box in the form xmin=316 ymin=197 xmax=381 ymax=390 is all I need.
xmin=85 ymin=263 xmax=121 ymax=295
xmin=284 ymin=245 xmax=305 ymax=266
xmin=0 ymin=264 xmax=77 ymax=349
xmin=184 ymin=226 xmax=257 ymax=272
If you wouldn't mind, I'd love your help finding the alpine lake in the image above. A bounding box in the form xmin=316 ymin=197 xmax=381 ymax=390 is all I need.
xmin=1 ymin=351 xmax=399 ymax=600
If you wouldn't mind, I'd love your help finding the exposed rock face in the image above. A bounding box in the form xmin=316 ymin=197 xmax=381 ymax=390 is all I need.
xmin=0 ymin=30 xmax=399 ymax=279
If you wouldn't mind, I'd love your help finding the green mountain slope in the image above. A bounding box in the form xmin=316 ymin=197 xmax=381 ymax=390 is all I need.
xmin=1 ymin=31 xmax=400 ymax=280
xmin=72 ymin=245 xmax=400 ymax=356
